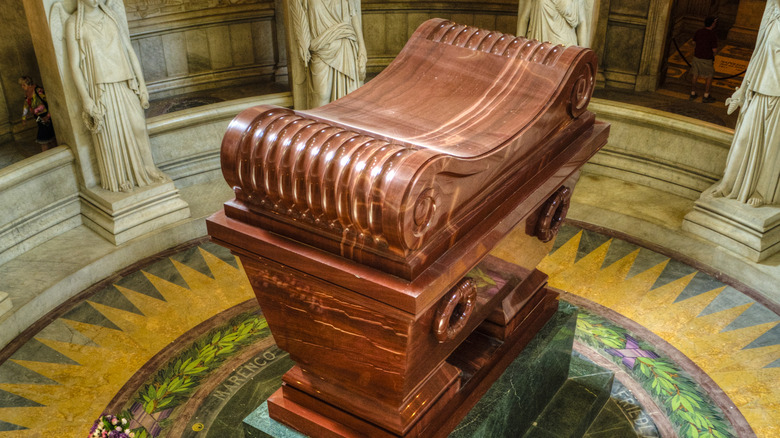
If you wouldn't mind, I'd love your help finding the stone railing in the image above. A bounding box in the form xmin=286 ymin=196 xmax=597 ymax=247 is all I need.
xmin=585 ymin=98 xmax=733 ymax=199
xmin=0 ymin=146 xmax=80 ymax=266
xmin=128 ymin=2 xmax=283 ymax=99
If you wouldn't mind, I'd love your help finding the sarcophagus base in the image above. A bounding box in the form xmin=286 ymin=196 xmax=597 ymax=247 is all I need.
xmin=244 ymin=302 xmax=579 ymax=438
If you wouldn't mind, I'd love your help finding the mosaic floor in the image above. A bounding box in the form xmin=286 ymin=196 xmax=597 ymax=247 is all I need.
xmin=0 ymin=225 xmax=777 ymax=437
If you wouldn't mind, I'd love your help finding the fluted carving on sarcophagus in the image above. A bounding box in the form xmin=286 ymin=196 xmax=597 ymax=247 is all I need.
xmin=220 ymin=19 xmax=601 ymax=280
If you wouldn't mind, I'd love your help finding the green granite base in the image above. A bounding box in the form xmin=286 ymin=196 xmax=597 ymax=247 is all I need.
xmin=245 ymin=303 xmax=580 ymax=437
xmin=449 ymin=302 xmax=578 ymax=437
xmin=523 ymin=356 xmax=614 ymax=437
xmin=244 ymin=403 xmax=305 ymax=438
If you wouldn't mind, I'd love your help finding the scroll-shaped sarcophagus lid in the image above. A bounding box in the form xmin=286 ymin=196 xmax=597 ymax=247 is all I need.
xmin=219 ymin=19 xmax=607 ymax=280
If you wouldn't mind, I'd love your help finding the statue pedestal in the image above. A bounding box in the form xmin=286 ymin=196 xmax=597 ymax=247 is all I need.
xmin=80 ymin=182 xmax=190 ymax=245
xmin=683 ymin=191 xmax=780 ymax=262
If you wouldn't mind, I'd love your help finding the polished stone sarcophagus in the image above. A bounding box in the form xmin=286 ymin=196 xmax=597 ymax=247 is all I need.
xmin=207 ymin=19 xmax=609 ymax=437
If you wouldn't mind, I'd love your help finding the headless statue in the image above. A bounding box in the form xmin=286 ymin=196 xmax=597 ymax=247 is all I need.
xmin=56 ymin=0 xmax=166 ymax=192
xmin=517 ymin=0 xmax=594 ymax=47
xmin=712 ymin=0 xmax=780 ymax=207
xmin=287 ymin=0 xmax=367 ymax=109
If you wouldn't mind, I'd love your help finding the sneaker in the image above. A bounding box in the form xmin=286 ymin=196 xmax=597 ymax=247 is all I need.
xmin=689 ymin=92 xmax=697 ymax=100
xmin=702 ymin=96 xmax=716 ymax=103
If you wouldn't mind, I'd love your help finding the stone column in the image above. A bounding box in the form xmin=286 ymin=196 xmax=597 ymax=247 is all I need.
xmin=22 ymin=0 xmax=190 ymax=245
xmin=728 ymin=0 xmax=766 ymax=45
xmin=636 ymin=0 xmax=674 ymax=91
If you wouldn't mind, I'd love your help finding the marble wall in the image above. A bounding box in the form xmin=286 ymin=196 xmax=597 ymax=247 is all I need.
xmin=598 ymin=0 xmax=672 ymax=90
xmin=362 ymin=0 xmax=518 ymax=74
xmin=0 ymin=0 xmax=41 ymax=144
xmin=671 ymin=0 xmax=740 ymax=41
xmin=125 ymin=0 xmax=282 ymax=99
xmin=0 ymin=146 xmax=80 ymax=265
xmin=586 ymin=99 xmax=733 ymax=199
xmin=148 ymin=92 xmax=292 ymax=188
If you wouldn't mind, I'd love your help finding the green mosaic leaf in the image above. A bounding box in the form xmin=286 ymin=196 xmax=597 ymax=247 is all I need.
xmin=574 ymin=309 xmax=737 ymax=438
xmin=126 ymin=312 xmax=272 ymax=437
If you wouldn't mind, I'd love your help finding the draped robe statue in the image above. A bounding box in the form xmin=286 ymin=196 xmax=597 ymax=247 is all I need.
xmin=712 ymin=0 xmax=780 ymax=207
xmin=59 ymin=0 xmax=166 ymax=192
xmin=287 ymin=0 xmax=367 ymax=109
xmin=517 ymin=0 xmax=594 ymax=47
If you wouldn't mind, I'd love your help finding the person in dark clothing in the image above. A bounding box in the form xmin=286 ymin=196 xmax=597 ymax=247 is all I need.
xmin=690 ymin=17 xmax=718 ymax=103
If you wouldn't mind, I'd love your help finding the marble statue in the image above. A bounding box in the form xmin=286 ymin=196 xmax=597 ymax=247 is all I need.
xmin=286 ymin=0 xmax=367 ymax=109
xmin=517 ymin=0 xmax=594 ymax=47
xmin=711 ymin=0 xmax=780 ymax=207
xmin=53 ymin=0 xmax=166 ymax=192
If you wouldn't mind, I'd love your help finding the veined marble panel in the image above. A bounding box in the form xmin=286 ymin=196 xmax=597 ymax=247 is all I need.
xmin=162 ymin=32 xmax=189 ymax=77
xmin=128 ymin=4 xmax=278 ymax=100
xmin=230 ymin=22 xmax=255 ymax=66
xmin=139 ymin=35 xmax=167 ymax=81
xmin=185 ymin=28 xmax=210 ymax=74
xmin=207 ymin=26 xmax=233 ymax=70
xmin=251 ymin=19 xmax=276 ymax=65
xmin=360 ymin=2 xmax=517 ymax=73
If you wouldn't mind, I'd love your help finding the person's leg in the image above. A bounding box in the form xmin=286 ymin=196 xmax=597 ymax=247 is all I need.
xmin=690 ymin=73 xmax=699 ymax=99
xmin=703 ymin=76 xmax=715 ymax=102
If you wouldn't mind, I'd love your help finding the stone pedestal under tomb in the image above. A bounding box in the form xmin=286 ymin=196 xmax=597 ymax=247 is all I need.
xmin=244 ymin=302 xmax=622 ymax=438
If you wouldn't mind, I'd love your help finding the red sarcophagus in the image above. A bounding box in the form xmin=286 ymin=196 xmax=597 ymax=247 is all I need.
xmin=207 ymin=19 xmax=609 ymax=437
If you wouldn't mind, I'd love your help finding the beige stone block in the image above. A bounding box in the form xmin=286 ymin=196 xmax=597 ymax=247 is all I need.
xmin=230 ymin=23 xmax=255 ymax=67
xmin=138 ymin=36 xmax=167 ymax=81
xmin=186 ymin=28 xmax=211 ymax=73
xmin=162 ymin=32 xmax=189 ymax=77
xmin=407 ymin=13 xmax=429 ymax=38
xmin=495 ymin=14 xmax=517 ymax=35
xmin=252 ymin=20 xmax=276 ymax=65
xmin=208 ymin=26 xmax=233 ymax=70
xmin=363 ymin=13 xmax=386 ymax=55
xmin=473 ymin=14 xmax=497 ymax=31
xmin=0 ymin=146 xmax=81 ymax=265
xmin=385 ymin=13 xmax=408 ymax=55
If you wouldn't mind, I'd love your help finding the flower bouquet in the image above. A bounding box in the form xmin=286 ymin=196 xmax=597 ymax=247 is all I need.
xmin=88 ymin=414 xmax=135 ymax=438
